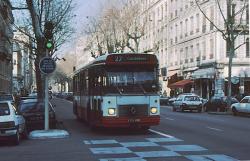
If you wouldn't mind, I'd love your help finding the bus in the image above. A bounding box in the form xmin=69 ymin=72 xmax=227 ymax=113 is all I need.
xmin=72 ymin=53 xmax=160 ymax=129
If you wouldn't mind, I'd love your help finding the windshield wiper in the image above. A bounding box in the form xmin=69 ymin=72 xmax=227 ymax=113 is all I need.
xmin=138 ymin=84 xmax=147 ymax=95
xmin=115 ymin=85 xmax=123 ymax=95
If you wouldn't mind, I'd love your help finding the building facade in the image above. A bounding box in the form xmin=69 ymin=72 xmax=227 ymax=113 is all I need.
xmin=0 ymin=0 xmax=14 ymax=94
xmin=12 ymin=29 xmax=35 ymax=95
xmin=135 ymin=0 xmax=249 ymax=98
xmin=165 ymin=0 xmax=249 ymax=98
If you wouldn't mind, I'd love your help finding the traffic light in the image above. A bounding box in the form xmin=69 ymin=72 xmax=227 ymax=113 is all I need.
xmin=48 ymin=86 xmax=53 ymax=100
xmin=44 ymin=21 xmax=54 ymax=51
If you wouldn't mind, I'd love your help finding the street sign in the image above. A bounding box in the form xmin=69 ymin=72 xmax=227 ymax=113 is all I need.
xmin=231 ymin=76 xmax=239 ymax=84
xmin=39 ymin=57 xmax=56 ymax=74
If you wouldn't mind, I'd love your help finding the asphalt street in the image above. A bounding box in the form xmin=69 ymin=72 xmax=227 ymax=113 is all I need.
xmin=0 ymin=98 xmax=249 ymax=161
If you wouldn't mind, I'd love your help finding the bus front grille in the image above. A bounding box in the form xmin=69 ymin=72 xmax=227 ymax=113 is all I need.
xmin=118 ymin=105 xmax=148 ymax=117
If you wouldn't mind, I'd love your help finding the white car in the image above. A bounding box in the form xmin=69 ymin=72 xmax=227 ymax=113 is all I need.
xmin=231 ymin=96 xmax=250 ymax=116
xmin=173 ymin=95 xmax=203 ymax=112
xmin=0 ymin=101 xmax=27 ymax=145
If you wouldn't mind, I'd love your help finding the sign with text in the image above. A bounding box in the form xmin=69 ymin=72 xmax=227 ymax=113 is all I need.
xmin=39 ymin=57 xmax=56 ymax=74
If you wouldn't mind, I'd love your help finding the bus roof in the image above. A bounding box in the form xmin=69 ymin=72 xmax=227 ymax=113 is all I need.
xmin=73 ymin=53 xmax=157 ymax=75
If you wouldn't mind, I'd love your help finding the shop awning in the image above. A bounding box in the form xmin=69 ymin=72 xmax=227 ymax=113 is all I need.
xmin=192 ymin=68 xmax=215 ymax=79
xmin=167 ymin=70 xmax=177 ymax=78
xmin=168 ymin=79 xmax=194 ymax=89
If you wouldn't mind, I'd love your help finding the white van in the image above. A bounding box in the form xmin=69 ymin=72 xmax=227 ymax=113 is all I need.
xmin=0 ymin=101 xmax=27 ymax=145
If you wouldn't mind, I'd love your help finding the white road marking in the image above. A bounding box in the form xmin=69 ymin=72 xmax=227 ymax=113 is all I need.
xmin=206 ymin=126 xmax=223 ymax=132
xmin=149 ymin=129 xmax=174 ymax=138
xmin=164 ymin=117 xmax=174 ymax=121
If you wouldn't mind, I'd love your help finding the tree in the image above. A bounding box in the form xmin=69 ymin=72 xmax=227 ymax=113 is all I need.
xmin=11 ymin=0 xmax=74 ymax=98
xmin=195 ymin=0 xmax=249 ymax=106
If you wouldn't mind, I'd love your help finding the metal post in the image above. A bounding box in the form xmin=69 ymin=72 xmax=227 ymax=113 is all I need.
xmin=44 ymin=49 xmax=49 ymax=130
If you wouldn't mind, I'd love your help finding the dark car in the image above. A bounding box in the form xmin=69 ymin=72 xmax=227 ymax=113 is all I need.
xmin=204 ymin=96 xmax=239 ymax=112
xmin=18 ymin=99 xmax=56 ymax=130
xmin=0 ymin=94 xmax=15 ymax=103
xmin=160 ymin=96 xmax=170 ymax=106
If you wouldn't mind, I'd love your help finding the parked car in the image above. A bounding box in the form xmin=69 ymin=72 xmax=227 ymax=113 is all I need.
xmin=18 ymin=99 xmax=56 ymax=130
xmin=0 ymin=101 xmax=27 ymax=145
xmin=160 ymin=96 xmax=170 ymax=106
xmin=168 ymin=97 xmax=177 ymax=106
xmin=231 ymin=96 xmax=250 ymax=116
xmin=204 ymin=96 xmax=239 ymax=112
xmin=172 ymin=95 xmax=203 ymax=112
xmin=0 ymin=94 xmax=15 ymax=103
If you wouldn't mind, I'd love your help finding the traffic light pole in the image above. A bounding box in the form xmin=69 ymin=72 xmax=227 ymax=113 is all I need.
xmin=44 ymin=49 xmax=49 ymax=130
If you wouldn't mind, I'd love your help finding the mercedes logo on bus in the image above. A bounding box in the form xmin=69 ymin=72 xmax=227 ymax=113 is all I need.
xmin=129 ymin=106 xmax=136 ymax=115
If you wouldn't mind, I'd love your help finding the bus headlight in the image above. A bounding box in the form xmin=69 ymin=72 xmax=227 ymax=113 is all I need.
xmin=150 ymin=107 xmax=158 ymax=114
xmin=108 ymin=108 xmax=116 ymax=115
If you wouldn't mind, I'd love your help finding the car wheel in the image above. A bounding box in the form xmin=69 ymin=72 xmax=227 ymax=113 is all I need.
xmin=172 ymin=107 xmax=176 ymax=112
xmin=197 ymin=107 xmax=202 ymax=113
xmin=232 ymin=107 xmax=238 ymax=116
xmin=13 ymin=129 xmax=20 ymax=145
xmin=181 ymin=106 xmax=185 ymax=112
xmin=22 ymin=126 xmax=28 ymax=139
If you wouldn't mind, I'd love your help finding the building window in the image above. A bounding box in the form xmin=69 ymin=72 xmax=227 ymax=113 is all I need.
xmin=196 ymin=13 xmax=200 ymax=33
xmin=190 ymin=16 xmax=194 ymax=35
xmin=202 ymin=41 xmax=206 ymax=59
xmin=247 ymin=5 xmax=249 ymax=24
xmin=210 ymin=38 xmax=214 ymax=59
xmin=246 ymin=38 xmax=249 ymax=57
xmin=202 ymin=14 xmax=206 ymax=33
xmin=185 ymin=19 xmax=188 ymax=37
xmin=210 ymin=7 xmax=214 ymax=30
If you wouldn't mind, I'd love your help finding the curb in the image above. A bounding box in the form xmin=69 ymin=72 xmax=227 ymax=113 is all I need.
xmin=207 ymin=111 xmax=232 ymax=115
xmin=29 ymin=129 xmax=70 ymax=139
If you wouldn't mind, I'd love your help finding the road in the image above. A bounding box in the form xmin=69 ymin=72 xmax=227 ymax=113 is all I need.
xmin=0 ymin=98 xmax=249 ymax=161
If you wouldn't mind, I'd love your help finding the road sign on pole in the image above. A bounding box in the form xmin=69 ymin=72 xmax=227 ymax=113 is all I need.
xmin=39 ymin=55 xmax=56 ymax=130
xmin=39 ymin=57 xmax=56 ymax=74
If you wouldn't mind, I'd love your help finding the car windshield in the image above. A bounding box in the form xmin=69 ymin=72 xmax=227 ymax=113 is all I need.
xmin=184 ymin=96 xmax=200 ymax=101
xmin=19 ymin=102 xmax=52 ymax=113
xmin=240 ymin=98 xmax=249 ymax=103
xmin=0 ymin=103 xmax=10 ymax=116
xmin=0 ymin=95 xmax=13 ymax=101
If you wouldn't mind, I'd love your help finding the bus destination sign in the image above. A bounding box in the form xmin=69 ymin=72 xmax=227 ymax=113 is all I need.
xmin=107 ymin=54 xmax=157 ymax=65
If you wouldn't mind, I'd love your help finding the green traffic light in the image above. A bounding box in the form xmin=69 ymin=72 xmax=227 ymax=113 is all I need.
xmin=46 ymin=41 xmax=53 ymax=49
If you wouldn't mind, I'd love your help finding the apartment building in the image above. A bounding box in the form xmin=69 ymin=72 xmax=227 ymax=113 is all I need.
xmin=12 ymin=29 xmax=34 ymax=94
xmin=136 ymin=0 xmax=249 ymax=98
xmin=165 ymin=0 xmax=249 ymax=98
xmin=0 ymin=0 xmax=14 ymax=94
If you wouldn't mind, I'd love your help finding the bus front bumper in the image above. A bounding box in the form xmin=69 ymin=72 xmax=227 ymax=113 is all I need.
xmin=101 ymin=116 xmax=160 ymax=128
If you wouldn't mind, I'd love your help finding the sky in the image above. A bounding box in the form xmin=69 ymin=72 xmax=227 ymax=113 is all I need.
xmin=56 ymin=0 xmax=107 ymax=57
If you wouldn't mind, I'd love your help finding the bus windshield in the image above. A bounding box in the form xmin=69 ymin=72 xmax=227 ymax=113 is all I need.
xmin=105 ymin=67 xmax=158 ymax=94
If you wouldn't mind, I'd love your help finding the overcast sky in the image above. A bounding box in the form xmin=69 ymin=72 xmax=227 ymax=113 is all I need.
xmin=56 ymin=0 xmax=107 ymax=56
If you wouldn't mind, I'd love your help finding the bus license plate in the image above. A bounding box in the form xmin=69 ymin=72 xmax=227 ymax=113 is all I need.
xmin=128 ymin=119 xmax=141 ymax=123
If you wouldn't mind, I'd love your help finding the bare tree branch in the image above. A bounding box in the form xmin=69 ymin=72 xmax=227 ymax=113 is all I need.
xmin=195 ymin=0 xmax=227 ymax=40
xmin=234 ymin=40 xmax=247 ymax=51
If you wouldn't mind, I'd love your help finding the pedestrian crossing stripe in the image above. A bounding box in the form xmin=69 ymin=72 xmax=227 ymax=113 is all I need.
xmin=146 ymin=137 xmax=182 ymax=142
xmin=90 ymin=147 xmax=132 ymax=154
xmin=84 ymin=140 xmax=118 ymax=145
xmin=99 ymin=157 xmax=146 ymax=161
xmin=163 ymin=145 xmax=208 ymax=152
xmin=185 ymin=154 xmax=239 ymax=161
xmin=120 ymin=141 xmax=159 ymax=147
xmin=135 ymin=150 xmax=181 ymax=158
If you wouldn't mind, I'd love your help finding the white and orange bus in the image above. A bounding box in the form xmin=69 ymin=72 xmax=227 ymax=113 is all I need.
xmin=73 ymin=53 xmax=160 ymax=129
